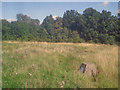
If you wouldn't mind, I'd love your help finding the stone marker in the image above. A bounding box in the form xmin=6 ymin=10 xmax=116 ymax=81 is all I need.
xmin=79 ymin=62 xmax=98 ymax=77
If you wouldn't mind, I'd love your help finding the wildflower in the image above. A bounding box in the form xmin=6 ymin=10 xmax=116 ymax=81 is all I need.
xmin=29 ymin=73 xmax=32 ymax=76
xmin=16 ymin=72 xmax=18 ymax=75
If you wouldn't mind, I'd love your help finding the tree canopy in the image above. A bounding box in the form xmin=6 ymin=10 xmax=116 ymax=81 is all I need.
xmin=2 ymin=8 xmax=119 ymax=45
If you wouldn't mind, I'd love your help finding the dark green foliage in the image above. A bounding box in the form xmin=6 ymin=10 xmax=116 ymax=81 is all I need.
xmin=17 ymin=13 xmax=40 ymax=25
xmin=63 ymin=10 xmax=80 ymax=29
xmin=42 ymin=15 xmax=55 ymax=41
xmin=2 ymin=8 xmax=119 ymax=44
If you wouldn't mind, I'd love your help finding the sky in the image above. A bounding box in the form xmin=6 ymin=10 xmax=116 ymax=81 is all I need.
xmin=1 ymin=2 xmax=119 ymax=22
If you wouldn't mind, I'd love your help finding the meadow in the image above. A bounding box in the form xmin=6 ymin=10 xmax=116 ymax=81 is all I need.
xmin=2 ymin=41 xmax=118 ymax=88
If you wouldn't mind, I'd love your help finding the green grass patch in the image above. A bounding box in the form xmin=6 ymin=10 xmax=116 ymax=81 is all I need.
xmin=2 ymin=41 xmax=118 ymax=88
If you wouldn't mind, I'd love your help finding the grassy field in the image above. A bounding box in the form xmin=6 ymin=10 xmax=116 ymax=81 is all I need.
xmin=2 ymin=41 xmax=118 ymax=88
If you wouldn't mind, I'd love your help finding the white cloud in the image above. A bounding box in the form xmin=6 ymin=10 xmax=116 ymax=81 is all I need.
xmin=26 ymin=14 xmax=30 ymax=17
xmin=116 ymin=9 xmax=120 ymax=15
xmin=103 ymin=1 xmax=109 ymax=5
xmin=52 ymin=16 xmax=58 ymax=20
xmin=6 ymin=18 xmax=17 ymax=22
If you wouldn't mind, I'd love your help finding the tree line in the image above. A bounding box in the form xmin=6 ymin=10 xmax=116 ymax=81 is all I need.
xmin=2 ymin=8 xmax=120 ymax=44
